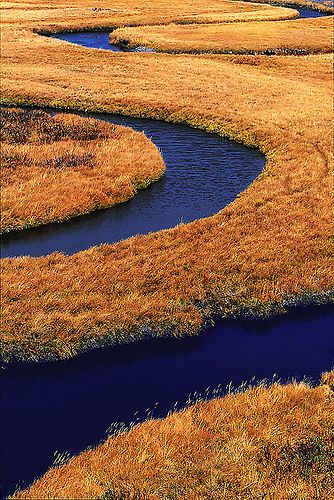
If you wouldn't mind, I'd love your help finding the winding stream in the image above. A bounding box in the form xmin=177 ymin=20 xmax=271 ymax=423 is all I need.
xmin=1 ymin=8 xmax=333 ymax=497
xmin=2 ymin=306 xmax=333 ymax=496
xmin=1 ymin=114 xmax=265 ymax=258
xmin=48 ymin=9 xmax=329 ymax=54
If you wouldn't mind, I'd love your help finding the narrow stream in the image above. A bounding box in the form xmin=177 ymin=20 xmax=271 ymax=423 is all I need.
xmin=1 ymin=306 xmax=333 ymax=497
xmin=1 ymin=114 xmax=265 ymax=257
xmin=47 ymin=8 xmax=329 ymax=54
xmin=1 ymin=9 xmax=333 ymax=497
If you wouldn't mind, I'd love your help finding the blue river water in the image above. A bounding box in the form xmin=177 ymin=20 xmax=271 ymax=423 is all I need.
xmin=1 ymin=114 xmax=265 ymax=258
xmin=49 ymin=9 xmax=329 ymax=53
xmin=1 ymin=8 xmax=333 ymax=497
xmin=1 ymin=305 xmax=333 ymax=497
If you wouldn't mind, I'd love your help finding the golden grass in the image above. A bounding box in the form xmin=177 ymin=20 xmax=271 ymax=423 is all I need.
xmin=235 ymin=0 xmax=333 ymax=11
xmin=11 ymin=373 xmax=334 ymax=499
xmin=110 ymin=17 xmax=334 ymax=54
xmin=322 ymin=370 xmax=334 ymax=389
xmin=170 ymin=6 xmax=300 ymax=25
xmin=0 ymin=108 xmax=165 ymax=232
xmin=0 ymin=0 xmax=333 ymax=362
xmin=0 ymin=1 xmax=310 ymax=29
xmin=1 ymin=2 xmax=334 ymax=497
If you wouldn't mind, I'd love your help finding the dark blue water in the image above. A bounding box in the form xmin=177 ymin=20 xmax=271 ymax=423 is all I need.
xmin=50 ymin=31 xmax=154 ymax=52
xmin=1 ymin=114 xmax=265 ymax=257
xmin=1 ymin=305 xmax=333 ymax=497
xmin=48 ymin=8 xmax=329 ymax=54
xmin=297 ymin=7 xmax=330 ymax=17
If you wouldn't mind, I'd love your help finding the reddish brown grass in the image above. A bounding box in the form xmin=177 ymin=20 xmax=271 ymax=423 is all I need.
xmin=110 ymin=16 xmax=333 ymax=54
xmin=0 ymin=108 xmax=165 ymax=232
xmin=322 ymin=370 xmax=334 ymax=389
xmin=0 ymin=0 xmax=333 ymax=362
xmin=11 ymin=374 xmax=334 ymax=499
xmin=1 ymin=1 xmax=334 ymax=497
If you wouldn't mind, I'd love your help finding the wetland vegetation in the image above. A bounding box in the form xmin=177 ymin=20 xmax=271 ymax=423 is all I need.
xmin=109 ymin=16 xmax=333 ymax=54
xmin=0 ymin=0 xmax=333 ymax=497
xmin=0 ymin=108 xmax=165 ymax=232
xmin=11 ymin=372 xmax=334 ymax=499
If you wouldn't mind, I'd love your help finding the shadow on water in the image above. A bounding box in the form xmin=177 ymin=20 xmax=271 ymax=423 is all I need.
xmin=1 ymin=304 xmax=333 ymax=496
xmin=297 ymin=8 xmax=330 ymax=17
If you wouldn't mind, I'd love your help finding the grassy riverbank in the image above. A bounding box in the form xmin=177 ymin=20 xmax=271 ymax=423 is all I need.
xmin=109 ymin=16 xmax=333 ymax=54
xmin=11 ymin=371 xmax=334 ymax=499
xmin=1 ymin=0 xmax=333 ymax=363
xmin=0 ymin=108 xmax=165 ymax=232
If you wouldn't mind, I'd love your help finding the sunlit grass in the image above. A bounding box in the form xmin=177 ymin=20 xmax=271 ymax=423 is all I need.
xmin=0 ymin=0 xmax=333 ymax=363
xmin=1 ymin=1 xmax=334 ymax=498
xmin=0 ymin=108 xmax=165 ymax=232
xmin=11 ymin=372 xmax=334 ymax=499
xmin=110 ymin=17 xmax=333 ymax=54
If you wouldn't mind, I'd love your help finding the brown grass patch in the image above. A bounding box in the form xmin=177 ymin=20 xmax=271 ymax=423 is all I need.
xmin=0 ymin=108 xmax=165 ymax=232
xmin=11 ymin=374 xmax=334 ymax=499
xmin=0 ymin=0 xmax=333 ymax=362
xmin=110 ymin=16 xmax=334 ymax=54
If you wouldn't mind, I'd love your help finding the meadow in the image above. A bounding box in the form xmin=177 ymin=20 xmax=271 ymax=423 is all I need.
xmin=0 ymin=108 xmax=165 ymax=232
xmin=11 ymin=371 xmax=334 ymax=499
xmin=109 ymin=16 xmax=333 ymax=54
xmin=1 ymin=0 xmax=333 ymax=363
xmin=1 ymin=0 xmax=334 ymax=497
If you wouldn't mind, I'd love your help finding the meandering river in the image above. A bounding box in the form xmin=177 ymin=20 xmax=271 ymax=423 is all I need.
xmin=1 ymin=113 xmax=265 ymax=257
xmin=47 ymin=8 xmax=329 ymax=53
xmin=2 ymin=306 xmax=333 ymax=496
xmin=1 ymin=8 xmax=333 ymax=497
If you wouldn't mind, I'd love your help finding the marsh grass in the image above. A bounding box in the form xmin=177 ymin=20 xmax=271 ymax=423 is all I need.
xmin=0 ymin=0 xmax=333 ymax=362
xmin=0 ymin=108 xmax=165 ymax=232
xmin=11 ymin=372 xmax=334 ymax=499
xmin=109 ymin=16 xmax=334 ymax=54
xmin=2 ymin=2 xmax=334 ymax=499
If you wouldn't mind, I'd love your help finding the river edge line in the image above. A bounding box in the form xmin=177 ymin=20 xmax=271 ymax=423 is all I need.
xmin=0 ymin=108 xmax=166 ymax=233
xmin=10 ymin=372 xmax=334 ymax=499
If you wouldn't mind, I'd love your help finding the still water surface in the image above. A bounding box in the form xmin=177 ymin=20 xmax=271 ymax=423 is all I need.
xmin=1 ymin=115 xmax=265 ymax=257
xmin=1 ymin=306 xmax=333 ymax=496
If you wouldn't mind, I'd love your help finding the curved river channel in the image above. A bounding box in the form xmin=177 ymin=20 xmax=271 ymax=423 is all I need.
xmin=1 ymin=15 xmax=334 ymax=497
xmin=47 ymin=8 xmax=328 ymax=53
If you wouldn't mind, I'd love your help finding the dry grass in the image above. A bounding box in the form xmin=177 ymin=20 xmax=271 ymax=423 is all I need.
xmin=234 ymin=0 xmax=334 ymax=10
xmin=110 ymin=17 xmax=334 ymax=54
xmin=11 ymin=373 xmax=334 ymax=499
xmin=0 ymin=108 xmax=165 ymax=232
xmin=322 ymin=370 xmax=334 ymax=389
xmin=1 ymin=2 xmax=334 ymax=498
xmin=171 ymin=6 xmax=300 ymax=25
xmin=0 ymin=1 xmax=315 ymax=29
xmin=0 ymin=0 xmax=333 ymax=362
